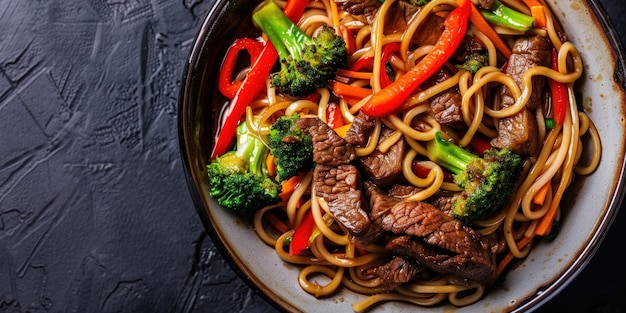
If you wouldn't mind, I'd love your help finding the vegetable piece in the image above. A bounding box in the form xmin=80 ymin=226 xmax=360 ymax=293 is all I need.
xmin=532 ymin=182 xmax=550 ymax=205
xmin=426 ymin=132 xmax=524 ymax=222
xmin=380 ymin=42 xmax=401 ymax=88
xmin=496 ymin=235 xmax=533 ymax=276
xmin=455 ymin=52 xmax=489 ymax=74
xmin=326 ymin=102 xmax=344 ymax=129
xmin=268 ymin=114 xmax=315 ymax=182
xmin=463 ymin=0 xmax=512 ymax=58
xmin=360 ymin=0 xmax=471 ymax=117
xmin=279 ymin=172 xmax=305 ymax=202
xmin=480 ymin=0 xmax=535 ymax=32
xmin=412 ymin=161 xmax=454 ymax=183
xmin=331 ymin=81 xmax=373 ymax=100
xmin=468 ymin=133 xmax=493 ymax=156
xmin=289 ymin=209 xmax=316 ymax=256
xmin=218 ymin=38 xmax=265 ymax=99
xmin=207 ymin=122 xmax=282 ymax=214
xmin=211 ymin=0 xmax=309 ymax=158
xmin=522 ymin=0 xmax=546 ymax=28
xmin=549 ymin=48 xmax=568 ymax=125
xmin=252 ymin=1 xmax=347 ymax=97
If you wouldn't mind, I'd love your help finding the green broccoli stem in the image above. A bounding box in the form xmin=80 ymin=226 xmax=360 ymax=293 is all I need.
xmin=480 ymin=0 xmax=534 ymax=31
xmin=426 ymin=132 xmax=478 ymax=175
xmin=252 ymin=1 xmax=312 ymax=62
xmin=234 ymin=122 xmax=269 ymax=177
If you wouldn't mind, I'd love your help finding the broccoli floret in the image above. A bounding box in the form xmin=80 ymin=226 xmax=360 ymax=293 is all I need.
xmin=268 ymin=114 xmax=314 ymax=182
xmin=426 ymin=132 xmax=524 ymax=222
xmin=207 ymin=122 xmax=281 ymax=214
xmin=456 ymin=53 xmax=489 ymax=74
xmin=252 ymin=1 xmax=347 ymax=97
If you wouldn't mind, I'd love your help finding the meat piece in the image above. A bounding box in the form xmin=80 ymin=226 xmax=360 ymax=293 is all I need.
xmin=334 ymin=0 xmax=419 ymax=26
xmin=478 ymin=0 xmax=494 ymax=9
xmin=344 ymin=112 xmax=375 ymax=147
xmin=373 ymin=256 xmax=421 ymax=289
xmin=358 ymin=127 xmax=406 ymax=187
xmin=334 ymin=0 xmax=381 ymax=24
xmin=491 ymin=36 xmax=552 ymax=155
xmin=428 ymin=195 xmax=457 ymax=215
xmin=297 ymin=117 xmax=356 ymax=165
xmin=377 ymin=200 xmax=452 ymax=237
xmin=387 ymin=184 xmax=421 ymax=198
xmin=413 ymin=14 xmax=445 ymax=47
xmin=387 ymin=235 xmax=497 ymax=284
xmin=365 ymin=186 xmax=497 ymax=284
xmin=314 ymin=164 xmax=361 ymax=200
xmin=421 ymin=68 xmax=464 ymax=127
xmin=314 ymin=164 xmax=383 ymax=244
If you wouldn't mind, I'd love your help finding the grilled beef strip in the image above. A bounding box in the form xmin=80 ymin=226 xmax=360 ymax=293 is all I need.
xmin=297 ymin=117 xmax=356 ymax=165
xmin=365 ymin=183 xmax=497 ymax=284
xmin=373 ymin=256 xmax=422 ymax=289
xmin=313 ymin=164 xmax=383 ymax=245
xmin=344 ymin=112 xmax=375 ymax=147
xmin=358 ymin=127 xmax=407 ymax=187
xmin=491 ymin=35 xmax=552 ymax=155
xmin=387 ymin=235 xmax=496 ymax=284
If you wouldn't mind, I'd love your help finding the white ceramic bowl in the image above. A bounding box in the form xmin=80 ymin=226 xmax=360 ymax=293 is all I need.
xmin=178 ymin=0 xmax=626 ymax=311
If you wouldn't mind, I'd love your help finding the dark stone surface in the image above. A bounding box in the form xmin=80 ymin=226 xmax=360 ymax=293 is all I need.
xmin=0 ymin=0 xmax=624 ymax=312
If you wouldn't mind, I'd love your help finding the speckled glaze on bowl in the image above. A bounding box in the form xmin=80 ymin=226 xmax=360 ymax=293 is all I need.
xmin=178 ymin=0 xmax=626 ymax=312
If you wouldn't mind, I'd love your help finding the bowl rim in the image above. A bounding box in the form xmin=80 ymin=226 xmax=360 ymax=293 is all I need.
xmin=177 ymin=0 xmax=626 ymax=312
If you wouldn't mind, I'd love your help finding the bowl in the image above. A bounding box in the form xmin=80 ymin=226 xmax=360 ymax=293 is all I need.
xmin=178 ymin=0 xmax=626 ymax=311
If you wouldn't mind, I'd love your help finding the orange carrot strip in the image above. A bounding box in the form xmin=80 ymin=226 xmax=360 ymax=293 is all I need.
xmin=532 ymin=182 xmax=550 ymax=205
xmin=329 ymin=0 xmax=340 ymax=28
xmin=335 ymin=68 xmax=373 ymax=80
xmin=522 ymin=0 xmax=546 ymax=28
xmin=264 ymin=212 xmax=290 ymax=233
xmin=331 ymin=81 xmax=372 ymax=99
xmin=496 ymin=235 xmax=534 ymax=276
xmin=461 ymin=0 xmax=513 ymax=58
xmin=279 ymin=172 xmax=305 ymax=202
xmin=266 ymin=153 xmax=276 ymax=177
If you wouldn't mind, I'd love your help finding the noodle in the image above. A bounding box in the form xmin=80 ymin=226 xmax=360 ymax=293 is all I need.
xmin=216 ymin=0 xmax=603 ymax=309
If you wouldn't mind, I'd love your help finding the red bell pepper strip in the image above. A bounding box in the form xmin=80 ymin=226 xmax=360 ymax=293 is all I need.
xmin=349 ymin=55 xmax=374 ymax=72
xmin=211 ymin=0 xmax=310 ymax=159
xmin=326 ymin=102 xmax=344 ymax=129
xmin=548 ymin=48 xmax=568 ymax=125
xmin=468 ymin=133 xmax=493 ymax=156
xmin=412 ymin=161 xmax=454 ymax=183
xmin=380 ymin=42 xmax=401 ymax=88
xmin=289 ymin=209 xmax=316 ymax=256
xmin=360 ymin=0 xmax=471 ymax=117
xmin=218 ymin=38 xmax=265 ymax=99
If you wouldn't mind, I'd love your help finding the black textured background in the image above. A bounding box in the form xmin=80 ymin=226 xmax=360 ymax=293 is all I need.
xmin=0 ymin=0 xmax=624 ymax=312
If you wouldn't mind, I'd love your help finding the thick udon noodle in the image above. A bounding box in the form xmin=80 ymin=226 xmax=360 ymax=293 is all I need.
xmin=217 ymin=0 xmax=604 ymax=310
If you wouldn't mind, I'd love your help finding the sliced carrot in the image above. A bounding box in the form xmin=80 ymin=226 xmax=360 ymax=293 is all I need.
xmin=279 ymin=172 xmax=305 ymax=202
xmin=264 ymin=212 xmax=290 ymax=234
xmin=522 ymin=0 xmax=546 ymax=28
xmin=331 ymin=81 xmax=372 ymax=100
xmin=535 ymin=178 xmax=567 ymax=236
xmin=496 ymin=235 xmax=534 ymax=276
xmin=339 ymin=25 xmax=356 ymax=56
xmin=266 ymin=153 xmax=277 ymax=177
xmin=460 ymin=0 xmax=512 ymax=59
xmin=329 ymin=0 xmax=340 ymax=28
xmin=532 ymin=182 xmax=550 ymax=205
xmin=335 ymin=68 xmax=373 ymax=80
